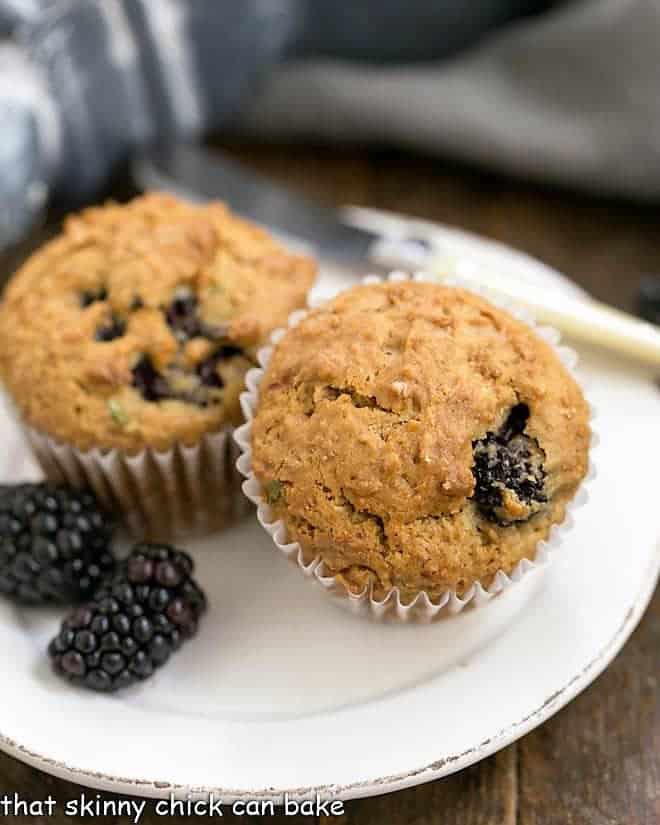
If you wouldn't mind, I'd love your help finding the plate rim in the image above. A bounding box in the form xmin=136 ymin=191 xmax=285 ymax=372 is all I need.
xmin=0 ymin=553 xmax=657 ymax=802
xmin=0 ymin=214 xmax=657 ymax=802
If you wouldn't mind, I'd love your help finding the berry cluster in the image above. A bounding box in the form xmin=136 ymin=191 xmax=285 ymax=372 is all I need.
xmin=0 ymin=483 xmax=207 ymax=692
xmin=50 ymin=544 xmax=206 ymax=692
xmin=0 ymin=484 xmax=114 ymax=604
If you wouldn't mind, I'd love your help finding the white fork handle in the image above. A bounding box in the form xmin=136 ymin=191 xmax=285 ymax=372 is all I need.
xmin=370 ymin=237 xmax=660 ymax=370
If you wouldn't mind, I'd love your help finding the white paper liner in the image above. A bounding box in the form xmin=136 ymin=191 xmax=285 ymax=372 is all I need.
xmin=25 ymin=424 xmax=247 ymax=541
xmin=234 ymin=270 xmax=598 ymax=622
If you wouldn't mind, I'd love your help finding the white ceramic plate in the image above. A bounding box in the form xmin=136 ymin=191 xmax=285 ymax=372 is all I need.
xmin=0 ymin=214 xmax=658 ymax=802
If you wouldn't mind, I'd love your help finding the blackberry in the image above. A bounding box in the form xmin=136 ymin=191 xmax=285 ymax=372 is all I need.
xmin=196 ymin=345 xmax=243 ymax=389
xmin=80 ymin=287 xmax=107 ymax=307
xmin=0 ymin=484 xmax=115 ymax=605
xmin=165 ymin=288 xmax=237 ymax=344
xmin=166 ymin=289 xmax=202 ymax=340
xmin=96 ymin=315 xmax=126 ymax=342
xmin=49 ymin=544 xmax=206 ymax=692
xmin=131 ymin=355 xmax=172 ymax=402
xmin=472 ymin=404 xmax=547 ymax=526
xmin=132 ymin=348 xmax=244 ymax=405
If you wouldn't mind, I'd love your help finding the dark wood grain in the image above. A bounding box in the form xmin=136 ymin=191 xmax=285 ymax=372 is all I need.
xmin=328 ymin=747 xmax=517 ymax=825
xmin=217 ymin=141 xmax=660 ymax=314
xmin=0 ymin=142 xmax=658 ymax=824
xmin=0 ymin=748 xmax=314 ymax=824
xmin=518 ymin=589 xmax=660 ymax=825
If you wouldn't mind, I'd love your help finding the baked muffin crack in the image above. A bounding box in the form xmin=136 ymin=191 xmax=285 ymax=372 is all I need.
xmin=325 ymin=386 xmax=401 ymax=416
xmin=338 ymin=486 xmax=388 ymax=551
xmin=301 ymin=383 xmax=417 ymax=420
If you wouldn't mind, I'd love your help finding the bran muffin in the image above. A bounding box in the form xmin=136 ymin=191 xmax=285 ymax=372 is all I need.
xmin=0 ymin=193 xmax=315 ymax=451
xmin=249 ymin=281 xmax=590 ymax=603
xmin=0 ymin=193 xmax=316 ymax=536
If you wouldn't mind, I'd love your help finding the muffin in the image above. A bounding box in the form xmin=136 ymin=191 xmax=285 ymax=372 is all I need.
xmin=0 ymin=193 xmax=316 ymax=537
xmin=246 ymin=279 xmax=590 ymax=608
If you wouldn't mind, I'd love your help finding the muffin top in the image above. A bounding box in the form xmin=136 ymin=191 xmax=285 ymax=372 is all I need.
xmin=251 ymin=281 xmax=590 ymax=601
xmin=0 ymin=193 xmax=315 ymax=452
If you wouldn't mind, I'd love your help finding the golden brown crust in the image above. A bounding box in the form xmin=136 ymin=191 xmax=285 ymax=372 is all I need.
xmin=0 ymin=193 xmax=316 ymax=452
xmin=251 ymin=281 xmax=590 ymax=600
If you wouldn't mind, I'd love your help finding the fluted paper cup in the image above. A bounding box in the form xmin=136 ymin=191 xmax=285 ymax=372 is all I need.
xmin=25 ymin=424 xmax=246 ymax=541
xmin=235 ymin=271 xmax=597 ymax=622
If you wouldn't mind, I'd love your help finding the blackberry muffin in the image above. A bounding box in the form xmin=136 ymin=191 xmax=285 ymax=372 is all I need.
xmin=249 ymin=281 xmax=590 ymax=604
xmin=0 ymin=193 xmax=316 ymax=537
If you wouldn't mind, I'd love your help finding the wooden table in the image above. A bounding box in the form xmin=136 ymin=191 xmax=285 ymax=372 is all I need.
xmin=1 ymin=143 xmax=658 ymax=824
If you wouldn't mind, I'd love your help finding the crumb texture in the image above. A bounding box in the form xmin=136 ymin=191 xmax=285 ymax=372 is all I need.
xmin=251 ymin=282 xmax=590 ymax=600
xmin=0 ymin=194 xmax=315 ymax=451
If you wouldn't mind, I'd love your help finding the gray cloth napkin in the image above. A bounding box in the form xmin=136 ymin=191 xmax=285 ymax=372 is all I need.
xmin=239 ymin=0 xmax=660 ymax=200
xmin=0 ymin=0 xmax=656 ymax=251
